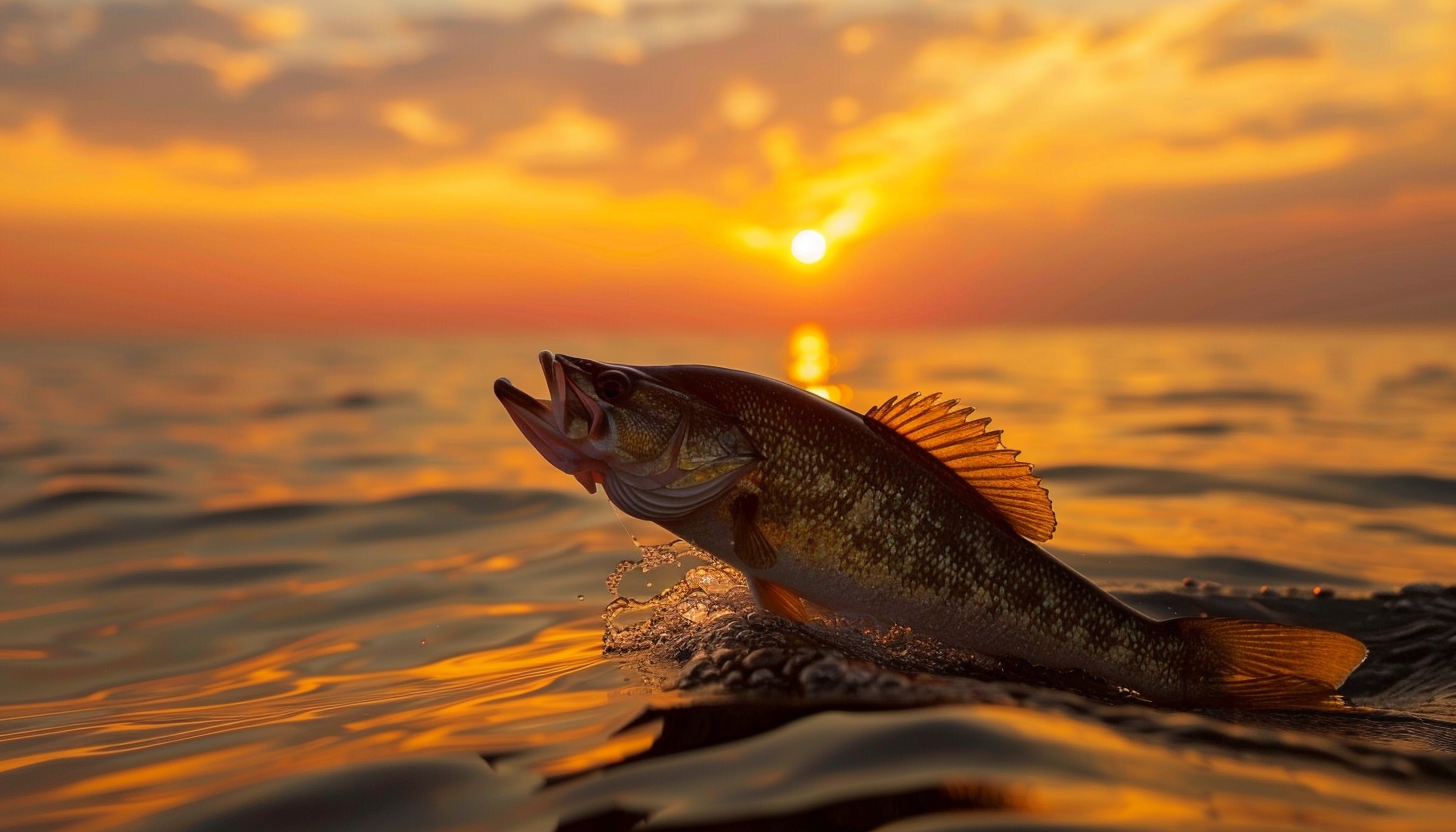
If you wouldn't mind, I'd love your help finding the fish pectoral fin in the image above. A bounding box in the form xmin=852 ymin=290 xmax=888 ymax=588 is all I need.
xmin=749 ymin=577 xmax=810 ymax=623
xmin=864 ymin=392 xmax=1056 ymax=542
xmin=731 ymin=493 xmax=777 ymax=569
xmin=1168 ymin=617 xmax=1368 ymax=708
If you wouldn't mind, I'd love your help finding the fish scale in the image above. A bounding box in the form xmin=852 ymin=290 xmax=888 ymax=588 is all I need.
xmin=735 ymin=380 xmax=1150 ymax=679
xmin=496 ymin=352 xmax=1368 ymax=708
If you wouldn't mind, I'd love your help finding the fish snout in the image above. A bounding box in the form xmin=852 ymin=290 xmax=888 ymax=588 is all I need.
xmin=494 ymin=371 xmax=605 ymax=491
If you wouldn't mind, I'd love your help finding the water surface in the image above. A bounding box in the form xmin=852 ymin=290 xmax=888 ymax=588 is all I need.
xmin=2 ymin=328 xmax=1456 ymax=831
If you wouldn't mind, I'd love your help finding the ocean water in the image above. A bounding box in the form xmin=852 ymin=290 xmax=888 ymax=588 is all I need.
xmin=2 ymin=327 xmax=1456 ymax=831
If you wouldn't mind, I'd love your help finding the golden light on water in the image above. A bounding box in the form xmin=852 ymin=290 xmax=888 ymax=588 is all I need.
xmin=790 ymin=230 xmax=827 ymax=264
xmin=787 ymin=323 xmax=849 ymax=404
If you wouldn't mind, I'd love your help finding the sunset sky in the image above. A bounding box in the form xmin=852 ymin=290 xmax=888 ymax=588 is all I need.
xmin=2 ymin=0 xmax=1453 ymax=332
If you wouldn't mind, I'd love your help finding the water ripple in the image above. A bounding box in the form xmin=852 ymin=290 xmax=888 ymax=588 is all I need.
xmin=1043 ymin=465 xmax=1456 ymax=509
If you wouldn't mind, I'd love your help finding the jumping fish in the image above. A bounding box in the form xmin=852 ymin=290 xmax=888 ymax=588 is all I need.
xmin=495 ymin=352 xmax=1367 ymax=707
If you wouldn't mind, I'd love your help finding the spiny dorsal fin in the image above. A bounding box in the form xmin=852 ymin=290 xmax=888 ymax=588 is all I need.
xmin=865 ymin=392 xmax=1056 ymax=542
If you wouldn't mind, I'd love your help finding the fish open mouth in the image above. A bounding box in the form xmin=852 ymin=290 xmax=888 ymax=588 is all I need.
xmin=494 ymin=351 xmax=607 ymax=492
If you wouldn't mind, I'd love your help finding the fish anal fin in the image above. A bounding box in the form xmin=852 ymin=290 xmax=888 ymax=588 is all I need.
xmin=750 ymin=577 xmax=810 ymax=623
xmin=731 ymin=493 xmax=777 ymax=569
xmin=865 ymin=392 xmax=1056 ymax=542
xmin=1213 ymin=676 xmax=1347 ymax=710
xmin=1169 ymin=617 xmax=1368 ymax=708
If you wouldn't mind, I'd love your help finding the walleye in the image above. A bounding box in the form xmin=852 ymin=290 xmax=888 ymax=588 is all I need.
xmin=495 ymin=352 xmax=1367 ymax=707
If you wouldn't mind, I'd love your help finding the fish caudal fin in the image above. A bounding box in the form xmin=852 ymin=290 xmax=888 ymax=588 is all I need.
xmin=1167 ymin=618 xmax=1368 ymax=709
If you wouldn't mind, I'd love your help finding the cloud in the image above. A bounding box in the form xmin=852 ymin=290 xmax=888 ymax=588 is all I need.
xmin=144 ymin=34 xmax=274 ymax=92
xmin=1195 ymin=28 xmax=1320 ymax=72
xmin=549 ymin=2 xmax=745 ymax=64
xmin=1 ymin=0 xmax=1453 ymax=309
xmin=0 ymin=0 xmax=285 ymax=146
xmin=1109 ymin=124 xmax=1456 ymax=216
xmin=239 ymin=5 xmax=307 ymax=43
xmin=1162 ymin=99 xmax=1427 ymax=149
xmin=1182 ymin=0 xmax=1323 ymax=73
xmin=0 ymin=0 xmax=1002 ymax=187
xmin=491 ymin=105 xmax=619 ymax=166
xmin=379 ymin=99 xmax=466 ymax=146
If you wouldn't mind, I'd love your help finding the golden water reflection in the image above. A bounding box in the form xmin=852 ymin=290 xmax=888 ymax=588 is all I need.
xmin=786 ymin=322 xmax=851 ymax=405
xmin=3 ymin=331 xmax=1456 ymax=830
xmin=0 ymin=607 xmax=648 ymax=831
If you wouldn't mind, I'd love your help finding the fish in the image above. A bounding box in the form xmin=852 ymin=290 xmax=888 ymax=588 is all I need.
xmin=495 ymin=351 xmax=1368 ymax=708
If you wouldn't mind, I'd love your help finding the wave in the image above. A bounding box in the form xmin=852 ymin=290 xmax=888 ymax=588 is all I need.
xmin=46 ymin=461 xmax=159 ymax=477
xmin=256 ymin=390 xmax=410 ymax=418
xmin=0 ymin=439 xmax=64 ymax=463
xmin=100 ymin=562 xmax=315 ymax=589
xmin=1376 ymin=364 xmax=1456 ymax=402
xmin=1356 ymin=522 xmax=1456 ymax=548
xmin=1055 ymin=550 xmax=1360 ymax=590
xmin=1131 ymin=420 xmax=1239 ymax=437
xmin=1041 ymin=465 xmax=1456 ymax=510
xmin=0 ymin=488 xmax=580 ymax=556
xmin=305 ymin=454 xmax=423 ymax=471
xmin=514 ymin=699 xmax=1456 ymax=832
xmin=1108 ymin=388 xmax=1310 ymax=407
xmin=0 ymin=487 xmax=166 ymax=519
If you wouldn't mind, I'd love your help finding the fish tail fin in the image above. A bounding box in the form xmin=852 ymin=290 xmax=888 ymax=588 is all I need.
xmin=1166 ymin=618 xmax=1368 ymax=709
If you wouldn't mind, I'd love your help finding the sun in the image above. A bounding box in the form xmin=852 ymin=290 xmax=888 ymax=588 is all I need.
xmin=790 ymin=229 xmax=827 ymax=264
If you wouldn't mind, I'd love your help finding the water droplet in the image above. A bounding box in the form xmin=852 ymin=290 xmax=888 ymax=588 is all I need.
xmin=577 ymin=594 xmax=585 ymax=601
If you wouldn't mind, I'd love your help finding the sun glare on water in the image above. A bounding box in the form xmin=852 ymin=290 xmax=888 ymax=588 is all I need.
xmin=790 ymin=230 xmax=827 ymax=264
xmin=787 ymin=323 xmax=850 ymax=403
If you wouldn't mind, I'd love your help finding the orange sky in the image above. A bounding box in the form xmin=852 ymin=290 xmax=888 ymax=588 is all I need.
xmin=2 ymin=0 xmax=1454 ymax=332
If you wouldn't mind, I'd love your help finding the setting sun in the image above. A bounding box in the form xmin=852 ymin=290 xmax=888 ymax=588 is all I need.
xmin=791 ymin=230 xmax=827 ymax=264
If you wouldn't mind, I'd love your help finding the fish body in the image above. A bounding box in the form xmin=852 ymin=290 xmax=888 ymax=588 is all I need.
xmin=496 ymin=352 xmax=1366 ymax=707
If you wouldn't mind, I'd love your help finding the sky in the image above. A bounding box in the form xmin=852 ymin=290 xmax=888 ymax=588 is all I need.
xmin=2 ymin=0 xmax=1454 ymax=333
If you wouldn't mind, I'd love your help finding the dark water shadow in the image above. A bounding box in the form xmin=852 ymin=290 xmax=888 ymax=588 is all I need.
xmin=1108 ymin=388 xmax=1310 ymax=408
xmin=0 ymin=488 xmax=579 ymax=556
xmin=1376 ymin=364 xmax=1456 ymax=403
xmin=45 ymin=461 xmax=159 ymax=477
xmin=0 ymin=487 xmax=168 ymax=519
xmin=1356 ymin=522 xmax=1456 ymax=548
xmin=0 ymin=439 xmax=64 ymax=463
xmin=101 ymin=562 xmax=316 ymax=589
xmin=338 ymin=490 xmax=581 ymax=543
xmin=305 ymin=454 xmax=423 ymax=471
xmin=1130 ymin=420 xmax=1239 ymax=437
xmin=1042 ymin=465 xmax=1456 ymax=509
xmin=1059 ymin=550 xmax=1361 ymax=590
xmin=150 ymin=757 xmax=521 ymax=832
xmin=256 ymin=391 xmax=412 ymax=419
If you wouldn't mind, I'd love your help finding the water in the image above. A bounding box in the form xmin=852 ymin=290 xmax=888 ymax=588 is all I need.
xmin=2 ymin=328 xmax=1456 ymax=831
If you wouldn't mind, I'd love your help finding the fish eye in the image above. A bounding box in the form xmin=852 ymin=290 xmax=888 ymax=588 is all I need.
xmin=596 ymin=370 xmax=632 ymax=402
